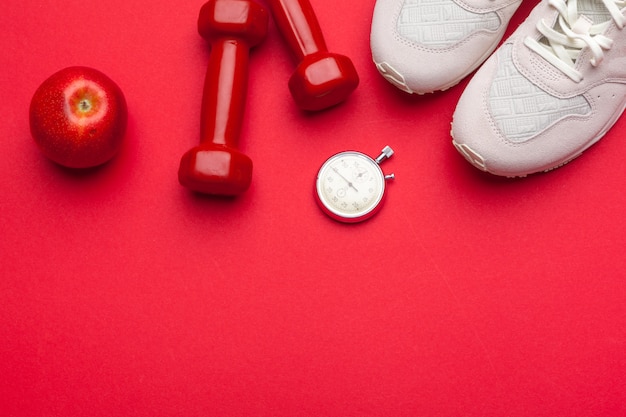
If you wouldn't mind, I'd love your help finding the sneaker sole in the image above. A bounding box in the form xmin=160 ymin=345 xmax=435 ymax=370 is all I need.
xmin=451 ymin=138 xmax=580 ymax=178
xmin=451 ymin=97 xmax=626 ymax=177
xmin=374 ymin=61 xmax=460 ymax=94
xmin=373 ymin=36 xmax=505 ymax=94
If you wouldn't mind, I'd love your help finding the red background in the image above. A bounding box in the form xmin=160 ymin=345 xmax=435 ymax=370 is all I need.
xmin=2 ymin=0 xmax=626 ymax=416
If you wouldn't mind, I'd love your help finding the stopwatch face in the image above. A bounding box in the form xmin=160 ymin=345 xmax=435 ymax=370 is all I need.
xmin=315 ymin=151 xmax=387 ymax=222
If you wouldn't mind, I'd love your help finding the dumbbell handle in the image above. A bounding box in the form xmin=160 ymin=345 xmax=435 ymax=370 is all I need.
xmin=267 ymin=0 xmax=328 ymax=60
xmin=200 ymin=39 xmax=250 ymax=147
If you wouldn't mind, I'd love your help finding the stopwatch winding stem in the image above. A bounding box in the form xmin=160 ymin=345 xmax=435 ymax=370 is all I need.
xmin=375 ymin=146 xmax=394 ymax=164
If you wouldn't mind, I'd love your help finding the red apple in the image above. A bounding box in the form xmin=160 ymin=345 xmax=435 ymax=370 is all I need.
xmin=29 ymin=66 xmax=128 ymax=168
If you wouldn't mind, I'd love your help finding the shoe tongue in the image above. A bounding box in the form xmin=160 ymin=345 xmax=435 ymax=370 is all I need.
xmin=576 ymin=0 xmax=612 ymax=25
xmin=571 ymin=15 xmax=593 ymax=34
xmin=545 ymin=0 xmax=613 ymax=41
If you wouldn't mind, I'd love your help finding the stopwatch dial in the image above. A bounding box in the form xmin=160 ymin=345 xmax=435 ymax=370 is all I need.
xmin=317 ymin=153 xmax=385 ymax=219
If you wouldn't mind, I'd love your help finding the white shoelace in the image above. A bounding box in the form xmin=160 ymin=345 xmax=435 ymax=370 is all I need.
xmin=524 ymin=0 xmax=625 ymax=82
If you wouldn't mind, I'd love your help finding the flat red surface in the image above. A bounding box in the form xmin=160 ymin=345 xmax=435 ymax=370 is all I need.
xmin=2 ymin=1 xmax=626 ymax=416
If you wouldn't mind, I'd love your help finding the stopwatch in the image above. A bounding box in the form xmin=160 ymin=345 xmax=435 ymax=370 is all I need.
xmin=315 ymin=146 xmax=395 ymax=223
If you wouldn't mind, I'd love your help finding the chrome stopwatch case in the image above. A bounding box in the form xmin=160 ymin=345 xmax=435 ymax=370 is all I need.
xmin=315 ymin=146 xmax=395 ymax=223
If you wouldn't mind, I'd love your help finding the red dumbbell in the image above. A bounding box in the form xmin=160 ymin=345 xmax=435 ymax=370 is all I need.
xmin=178 ymin=0 xmax=268 ymax=196
xmin=267 ymin=0 xmax=359 ymax=111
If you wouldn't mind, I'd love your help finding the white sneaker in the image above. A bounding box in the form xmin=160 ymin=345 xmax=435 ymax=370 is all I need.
xmin=370 ymin=0 xmax=523 ymax=94
xmin=452 ymin=0 xmax=626 ymax=177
